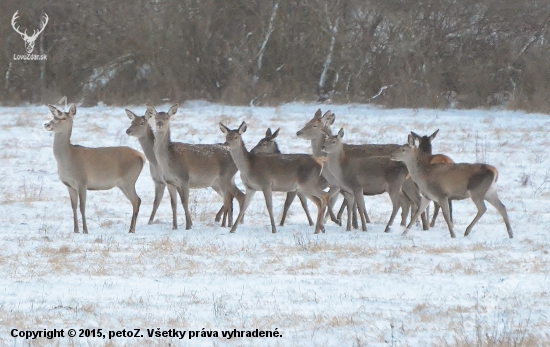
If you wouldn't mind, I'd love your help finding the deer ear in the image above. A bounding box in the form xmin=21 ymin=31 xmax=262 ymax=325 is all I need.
xmin=145 ymin=105 xmax=157 ymax=120
xmin=238 ymin=121 xmax=247 ymax=134
xmin=271 ymin=128 xmax=280 ymax=139
xmin=314 ymin=109 xmax=322 ymax=119
xmin=407 ymin=134 xmax=415 ymax=146
xmin=429 ymin=129 xmax=439 ymax=141
xmin=410 ymin=131 xmax=421 ymax=140
xmin=68 ymin=104 xmax=77 ymax=118
xmin=323 ymin=111 xmax=335 ymax=126
xmin=219 ymin=123 xmax=230 ymax=135
xmin=168 ymin=104 xmax=179 ymax=117
xmin=47 ymin=104 xmax=63 ymax=119
xmin=337 ymin=128 xmax=344 ymax=139
xmin=265 ymin=128 xmax=272 ymax=137
xmin=125 ymin=109 xmax=137 ymax=120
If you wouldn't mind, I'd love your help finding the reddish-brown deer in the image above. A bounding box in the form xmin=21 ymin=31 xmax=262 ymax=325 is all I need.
xmin=125 ymin=109 xmax=178 ymax=228
xmin=250 ymin=127 xmax=314 ymax=226
xmin=390 ymin=138 xmax=513 ymax=238
xmin=219 ymin=122 xmax=328 ymax=234
xmin=145 ymin=104 xmax=244 ymax=230
xmin=410 ymin=130 xmax=455 ymax=227
xmin=321 ymin=128 xmax=409 ymax=232
xmin=296 ymin=109 xmax=428 ymax=230
xmin=44 ymin=104 xmax=145 ymax=233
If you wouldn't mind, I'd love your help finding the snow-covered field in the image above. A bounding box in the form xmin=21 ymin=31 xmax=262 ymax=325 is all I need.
xmin=0 ymin=102 xmax=549 ymax=346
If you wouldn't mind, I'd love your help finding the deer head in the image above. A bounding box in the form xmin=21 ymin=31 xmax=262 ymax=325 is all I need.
xmin=12 ymin=11 xmax=49 ymax=54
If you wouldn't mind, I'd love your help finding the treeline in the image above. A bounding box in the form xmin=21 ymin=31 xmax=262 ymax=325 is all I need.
xmin=2 ymin=0 xmax=550 ymax=111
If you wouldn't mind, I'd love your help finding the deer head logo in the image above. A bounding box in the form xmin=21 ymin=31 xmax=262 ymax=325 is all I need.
xmin=11 ymin=11 xmax=49 ymax=54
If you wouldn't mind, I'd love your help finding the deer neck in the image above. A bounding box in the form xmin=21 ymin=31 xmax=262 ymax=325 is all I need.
xmin=311 ymin=135 xmax=326 ymax=157
xmin=325 ymin=145 xmax=346 ymax=181
xmin=52 ymin=127 xmax=74 ymax=163
xmin=138 ymin=126 xmax=158 ymax=166
xmin=228 ymin=139 xmax=252 ymax=176
xmin=153 ymin=127 xmax=171 ymax=159
xmin=402 ymin=150 xmax=430 ymax=183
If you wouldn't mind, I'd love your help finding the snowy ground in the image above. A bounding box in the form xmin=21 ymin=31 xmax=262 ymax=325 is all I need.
xmin=0 ymin=102 xmax=549 ymax=346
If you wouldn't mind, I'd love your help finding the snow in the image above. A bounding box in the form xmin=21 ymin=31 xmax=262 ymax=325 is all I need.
xmin=0 ymin=102 xmax=549 ymax=346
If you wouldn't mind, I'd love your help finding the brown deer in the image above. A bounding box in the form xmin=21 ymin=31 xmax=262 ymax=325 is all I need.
xmin=410 ymin=130 xmax=455 ymax=227
xmin=390 ymin=138 xmax=513 ymax=238
xmin=250 ymin=127 xmax=314 ymax=226
xmin=219 ymin=122 xmax=328 ymax=234
xmin=296 ymin=109 xmax=428 ymax=230
xmin=125 ymin=109 xmax=178 ymax=228
xmin=321 ymin=128 xmax=408 ymax=232
xmin=126 ymin=109 xmax=234 ymax=228
xmin=145 ymin=104 xmax=244 ymax=230
xmin=44 ymin=104 xmax=145 ymax=233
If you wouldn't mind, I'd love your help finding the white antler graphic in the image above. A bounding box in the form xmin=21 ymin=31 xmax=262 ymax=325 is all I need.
xmin=12 ymin=11 xmax=49 ymax=54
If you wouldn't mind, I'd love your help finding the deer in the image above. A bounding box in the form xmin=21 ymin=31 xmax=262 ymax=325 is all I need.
xmin=44 ymin=104 xmax=145 ymax=233
xmin=409 ymin=130 xmax=455 ymax=227
xmin=219 ymin=122 xmax=328 ymax=234
xmin=145 ymin=104 xmax=245 ymax=230
xmin=321 ymin=128 xmax=409 ymax=232
xmin=12 ymin=11 xmax=49 ymax=54
xmin=390 ymin=137 xmax=513 ymax=238
xmin=296 ymin=109 xmax=428 ymax=230
xmin=250 ymin=127 xmax=314 ymax=226
xmin=125 ymin=109 xmax=178 ymax=228
xmin=126 ymin=109 xmax=236 ymax=228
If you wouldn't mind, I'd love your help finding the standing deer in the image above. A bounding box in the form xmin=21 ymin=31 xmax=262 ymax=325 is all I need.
xmin=321 ymin=129 xmax=408 ymax=232
xmin=296 ymin=109 xmax=428 ymax=230
xmin=409 ymin=130 xmax=455 ymax=227
xmin=250 ymin=127 xmax=314 ymax=226
xmin=390 ymin=138 xmax=513 ymax=238
xmin=44 ymin=104 xmax=145 ymax=233
xmin=145 ymin=104 xmax=244 ymax=230
xmin=125 ymin=109 xmax=178 ymax=228
xmin=219 ymin=122 xmax=328 ymax=234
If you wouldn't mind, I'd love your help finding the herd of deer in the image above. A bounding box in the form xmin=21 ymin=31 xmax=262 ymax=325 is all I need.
xmin=43 ymin=104 xmax=513 ymax=239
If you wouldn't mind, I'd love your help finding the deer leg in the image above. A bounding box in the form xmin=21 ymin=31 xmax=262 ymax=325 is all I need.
xmin=212 ymin=185 xmax=229 ymax=227
xmin=404 ymin=196 xmax=431 ymax=236
xmin=230 ymin=183 xmax=245 ymax=226
xmin=77 ymin=186 xmax=88 ymax=234
xmin=336 ymin=200 xmax=346 ymax=224
xmin=484 ymin=188 xmax=513 ymax=238
xmin=167 ymin=185 xmax=178 ymax=230
xmin=352 ymin=201 xmax=359 ymax=229
xmin=438 ymin=197 xmax=456 ymax=238
xmin=67 ymin=187 xmax=79 ymax=233
xmin=398 ymin=193 xmax=410 ymax=227
xmin=431 ymin=202 xmax=440 ymax=227
xmin=297 ymin=192 xmax=314 ymax=226
xmin=385 ymin=188 xmax=402 ymax=233
xmin=149 ymin=181 xmax=166 ymax=225
xmin=261 ymin=187 xmax=278 ymax=234
xmin=325 ymin=187 xmax=340 ymax=224
xmin=176 ymin=185 xmax=192 ymax=230
xmin=354 ymin=190 xmax=368 ymax=232
xmin=215 ymin=205 xmax=225 ymax=223
xmin=463 ymin=196 xmax=486 ymax=238
xmin=231 ymin=188 xmax=256 ymax=233
xmin=300 ymin=190 xmax=327 ymax=234
xmin=119 ymin=184 xmax=141 ymax=233
xmin=340 ymin=191 xmax=355 ymax=231
xmin=280 ymin=191 xmax=297 ymax=226
xmin=360 ymin=197 xmax=371 ymax=224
